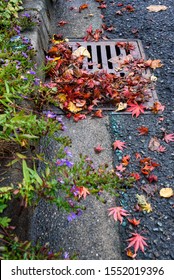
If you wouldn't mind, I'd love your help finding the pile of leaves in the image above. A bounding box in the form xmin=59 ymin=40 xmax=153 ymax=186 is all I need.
xmin=45 ymin=38 xmax=162 ymax=119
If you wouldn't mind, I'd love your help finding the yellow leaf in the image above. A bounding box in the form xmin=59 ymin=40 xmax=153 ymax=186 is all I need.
xmin=67 ymin=101 xmax=83 ymax=113
xmin=115 ymin=102 xmax=127 ymax=112
xmin=72 ymin=46 xmax=91 ymax=59
xmin=147 ymin=5 xmax=168 ymax=12
xmin=57 ymin=93 xmax=67 ymax=103
xmin=136 ymin=194 xmax=152 ymax=213
xmin=160 ymin=188 xmax=173 ymax=198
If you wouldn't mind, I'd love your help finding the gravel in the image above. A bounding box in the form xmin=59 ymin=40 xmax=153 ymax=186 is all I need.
xmin=102 ymin=0 xmax=174 ymax=259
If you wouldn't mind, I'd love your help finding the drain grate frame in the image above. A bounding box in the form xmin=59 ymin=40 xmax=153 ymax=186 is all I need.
xmin=68 ymin=39 xmax=158 ymax=111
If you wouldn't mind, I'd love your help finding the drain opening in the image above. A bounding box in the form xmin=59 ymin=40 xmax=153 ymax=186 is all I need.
xmin=68 ymin=39 xmax=158 ymax=110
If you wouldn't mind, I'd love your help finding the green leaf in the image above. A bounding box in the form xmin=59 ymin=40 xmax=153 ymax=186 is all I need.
xmin=0 ymin=217 xmax=11 ymax=227
xmin=16 ymin=152 xmax=27 ymax=159
xmin=22 ymin=160 xmax=30 ymax=183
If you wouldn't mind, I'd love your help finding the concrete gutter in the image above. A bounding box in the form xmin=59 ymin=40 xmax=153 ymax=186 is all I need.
xmin=26 ymin=0 xmax=122 ymax=259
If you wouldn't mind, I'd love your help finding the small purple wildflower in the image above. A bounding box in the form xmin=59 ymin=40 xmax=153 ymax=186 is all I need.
xmin=45 ymin=55 xmax=54 ymax=61
xmin=67 ymin=212 xmax=77 ymax=222
xmin=64 ymin=147 xmax=72 ymax=157
xmin=56 ymin=158 xmax=74 ymax=168
xmin=70 ymin=186 xmax=79 ymax=197
xmin=22 ymin=52 xmax=28 ymax=58
xmin=44 ymin=111 xmax=57 ymax=119
xmin=65 ymin=159 xmax=74 ymax=168
xmin=76 ymin=209 xmax=83 ymax=217
xmin=68 ymin=199 xmax=74 ymax=208
xmin=22 ymin=12 xmax=31 ymax=18
xmin=27 ymin=70 xmax=36 ymax=75
xmin=22 ymin=37 xmax=30 ymax=44
xmin=34 ymin=78 xmax=40 ymax=86
xmin=63 ymin=252 xmax=69 ymax=259
xmin=14 ymin=25 xmax=21 ymax=34
xmin=57 ymin=178 xmax=64 ymax=184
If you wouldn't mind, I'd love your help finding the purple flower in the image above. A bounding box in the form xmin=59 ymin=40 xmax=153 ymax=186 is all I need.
xmin=22 ymin=37 xmax=30 ymax=44
xmin=34 ymin=78 xmax=40 ymax=86
xmin=27 ymin=70 xmax=36 ymax=75
xmin=57 ymin=178 xmax=64 ymax=184
xmin=13 ymin=25 xmax=21 ymax=34
xmin=65 ymin=159 xmax=74 ymax=168
xmin=44 ymin=111 xmax=57 ymax=119
xmin=64 ymin=147 xmax=72 ymax=157
xmin=63 ymin=252 xmax=69 ymax=259
xmin=70 ymin=186 xmax=79 ymax=197
xmin=56 ymin=158 xmax=74 ymax=168
xmin=45 ymin=56 xmax=54 ymax=61
xmin=76 ymin=209 xmax=83 ymax=217
xmin=68 ymin=199 xmax=74 ymax=208
xmin=22 ymin=12 xmax=31 ymax=18
xmin=22 ymin=52 xmax=28 ymax=58
xmin=67 ymin=212 xmax=77 ymax=222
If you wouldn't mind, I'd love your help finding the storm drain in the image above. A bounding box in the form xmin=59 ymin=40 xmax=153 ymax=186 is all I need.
xmin=68 ymin=39 xmax=158 ymax=110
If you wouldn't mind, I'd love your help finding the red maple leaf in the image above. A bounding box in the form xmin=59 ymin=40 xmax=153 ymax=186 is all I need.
xmin=128 ymin=218 xmax=140 ymax=226
xmin=113 ymin=140 xmax=126 ymax=151
xmin=122 ymin=155 xmax=130 ymax=166
xmin=147 ymin=174 xmax=158 ymax=183
xmin=57 ymin=20 xmax=69 ymax=26
xmin=77 ymin=186 xmax=90 ymax=199
xmin=127 ymin=102 xmax=146 ymax=117
xmin=93 ymin=109 xmax=103 ymax=118
xmin=130 ymin=172 xmax=141 ymax=181
xmin=94 ymin=144 xmax=104 ymax=154
xmin=157 ymin=145 xmax=166 ymax=153
xmin=163 ymin=133 xmax=174 ymax=143
xmin=126 ymin=232 xmax=148 ymax=253
xmin=108 ymin=206 xmax=129 ymax=224
xmin=137 ymin=126 xmax=149 ymax=135
xmin=73 ymin=113 xmax=86 ymax=122
xmin=116 ymin=163 xmax=126 ymax=172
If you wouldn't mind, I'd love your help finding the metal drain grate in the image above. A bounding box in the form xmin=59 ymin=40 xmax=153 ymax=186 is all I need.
xmin=68 ymin=39 xmax=158 ymax=110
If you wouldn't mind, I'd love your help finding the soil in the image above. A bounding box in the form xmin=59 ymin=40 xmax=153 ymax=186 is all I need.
xmin=102 ymin=0 xmax=174 ymax=259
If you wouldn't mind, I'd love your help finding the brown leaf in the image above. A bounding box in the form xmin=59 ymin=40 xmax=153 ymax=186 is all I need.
xmin=148 ymin=137 xmax=160 ymax=151
xmin=137 ymin=126 xmax=149 ymax=135
xmin=147 ymin=5 xmax=168 ymax=12
xmin=79 ymin=4 xmax=89 ymax=12
xmin=94 ymin=144 xmax=104 ymax=154
xmin=159 ymin=188 xmax=173 ymax=198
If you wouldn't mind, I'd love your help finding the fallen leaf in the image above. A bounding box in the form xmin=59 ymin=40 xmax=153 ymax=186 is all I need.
xmin=115 ymin=102 xmax=127 ymax=112
xmin=151 ymin=101 xmax=165 ymax=113
xmin=163 ymin=133 xmax=174 ymax=143
xmin=72 ymin=46 xmax=91 ymax=58
xmin=108 ymin=206 xmax=129 ymax=224
xmin=141 ymin=184 xmax=158 ymax=196
xmin=116 ymin=163 xmax=126 ymax=172
xmin=79 ymin=3 xmax=89 ymax=12
xmin=57 ymin=20 xmax=69 ymax=26
xmin=159 ymin=188 xmax=173 ymax=198
xmin=126 ymin=232 xmax=148 ymax=253
xmin=146 ymin=59 xmax=163 ymax=69
xmin=157 ymin=145 xmax=166 ymax=153
xmin=128 ymin=218 xmax=140 ymax=226
xmin=122 ymin=155 xmax=130 ymax=166
xmin=94 ymin=144 xmax=104 ymax=154
xmin=113 ymin=140 xmax=126 ymax=151
xmin=77 ymin=186 xmax=90 ymax=199
xmin=147 ymin=174 xmax=158 ymax=183
xmin=130 ymin=172 xmax=141 ymax=181
xmin=148 ymin=137 xmax=160 ymax=151
xmin=137 ymin=126 xmax=149 ymax=135
xmin=126 ymin=5 xmax=135 ymax=12
xmin=126 ymin=249 xmax=137 ymax=259
xmin=127 ymin=102 xmax=146 ymax=117
xmin=136 ymin=194 xmax=152 ymax=213
xmin=147 ymin=5 xmax=168 ymax=13
xmin=93 ymin=109 xmax=104 ymax=118
xmin=67 ymin=101 xmax=83 ymax=113
xmin=73 ymin=113 xmax=86 ymax=122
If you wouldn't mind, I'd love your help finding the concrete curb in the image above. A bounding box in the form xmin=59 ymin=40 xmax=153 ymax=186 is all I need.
xmin=27 ymin=0 xmax=122 ymax=259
